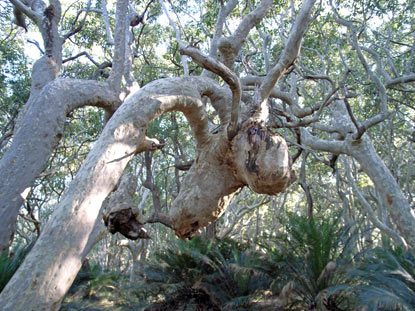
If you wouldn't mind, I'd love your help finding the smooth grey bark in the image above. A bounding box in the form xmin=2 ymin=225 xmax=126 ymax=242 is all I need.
xmin=0 ymin=76 xmax=295 ymax=309
xmin=0 ymin=77 xmax=225 ymax=310
xmin=301 ymin=122 xmax=415 ymax=253
xmin=0 ymin=1 xmax=314 ymax=308
xmin=1 ymin=0 xmax=133 ymax=251
xmin=342 ymin=156 xmax=407 ymax=247
xmin=218 ymin=0 xmax=274 ymax=70
xmin=289 ymin=7 xmax=415 ymax=250
xmin=0 ymin=79 xmax=119 ymax=251
xmin=1 ymin=0 xmax=62 ymax=251
xmin=259 ymin=0 xmax=317 ymax=103
xmin=329 ymin=101 xmax=414 ymax=250
xmin=204 ymin=0 xmax=237 ymax=66
xmin=159 ymin=0 xmax=189 ymax=75
xmin=107 ymin=0 xmax=128 ymax=93
xmin=346 ymin=137 xmax=415 ymax=250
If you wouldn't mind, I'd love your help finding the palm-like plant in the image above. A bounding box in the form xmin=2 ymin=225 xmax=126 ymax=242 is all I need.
xmin=140 ymin=236 xmax=271 ymax=310
xmin=344 ymin=246 xmax=415 ymax=311
xmin=143 ymin=236 xmax=219 ymax=287
xmin=260 ymin=213 xmax=355 ymax=310
xmin=205 ymin=248 xmax=272 ymax=310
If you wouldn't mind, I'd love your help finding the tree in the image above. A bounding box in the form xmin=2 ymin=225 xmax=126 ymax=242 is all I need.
xmin=1 ymin=0 xmax=415 ymax=310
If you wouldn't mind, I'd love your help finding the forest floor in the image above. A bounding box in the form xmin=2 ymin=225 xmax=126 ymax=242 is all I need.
xmin=60 ymin=284 xmax=283 ymax=311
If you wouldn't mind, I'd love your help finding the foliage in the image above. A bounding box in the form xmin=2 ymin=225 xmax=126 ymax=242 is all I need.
xmin=138 ymin=236 xmax=270 ymax=310
xmin=59 ymin=223 xmax=415 ymax=311
xmin=67 ymin=260 xmax=121 ymax=298
xmin=260 ymin=213 xmax=356 ymax=310
xmin=0 ymin=242 xmax=34 ymax=293
xmin=2 ymin=0 xmax=415 ymax=309
xmin=0 ymin=24 xmax=31 ymax=155
xmin=340 ymin=246 xmax=415 ymax=311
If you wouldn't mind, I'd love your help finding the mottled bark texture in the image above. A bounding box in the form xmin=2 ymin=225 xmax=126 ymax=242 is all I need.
xmin=234 ymin=122 xmax=295 ymax=194
xmin=168 ymin=0 xmax=318 ymax=238
xmin=170 ymin=121 xmax=296 ymax=238
xmin=0 ymin=0 xmax=130 ymax=251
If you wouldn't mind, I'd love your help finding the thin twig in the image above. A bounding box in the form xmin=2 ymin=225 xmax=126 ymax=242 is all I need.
xmin=63 ymin=0 xmax=92 ymax=40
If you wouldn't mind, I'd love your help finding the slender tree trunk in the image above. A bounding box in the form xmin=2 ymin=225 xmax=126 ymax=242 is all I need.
xmin=0 ymin=104 xmax=140 ymax=311
xmin=0 ymin=0 xmax=129 ymax=252
xmin=301 ymin=99 xmax=415 ymax=253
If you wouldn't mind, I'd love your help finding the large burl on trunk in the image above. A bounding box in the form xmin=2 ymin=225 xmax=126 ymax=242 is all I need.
xmin=170 ymin=121 xmax=296 ymax=239
xmin=233 ymin=122 xmax=295 ymax=194
xmin=0 ymin=1 xmax=316 ymax=309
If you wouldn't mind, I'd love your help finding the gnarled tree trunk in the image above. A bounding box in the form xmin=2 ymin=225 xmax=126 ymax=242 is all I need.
xmin=0 ymin=75 xmax=295 ymax=310
xmin=0 ymin=0 xmax=317 ymax=308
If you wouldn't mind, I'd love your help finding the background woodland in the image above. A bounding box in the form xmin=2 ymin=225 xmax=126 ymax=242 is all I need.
xmin=1 ymin=0 xmax=415 ymax=310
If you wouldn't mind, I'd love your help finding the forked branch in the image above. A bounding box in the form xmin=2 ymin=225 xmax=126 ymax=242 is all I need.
xmin=205 ymin=0 xmax=238 ymax=64
xmin=63 ymin=0 xmax=92 ymax=40
xmin=180 ymin=47 xmax=241 ymax=139
xmin=9 ymin=0 xmax=42 ymax=24
xmin=218 ymin=0 xmax=274 ymax=69
xmin=259 ymin=0 xmax=317 ymax=102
